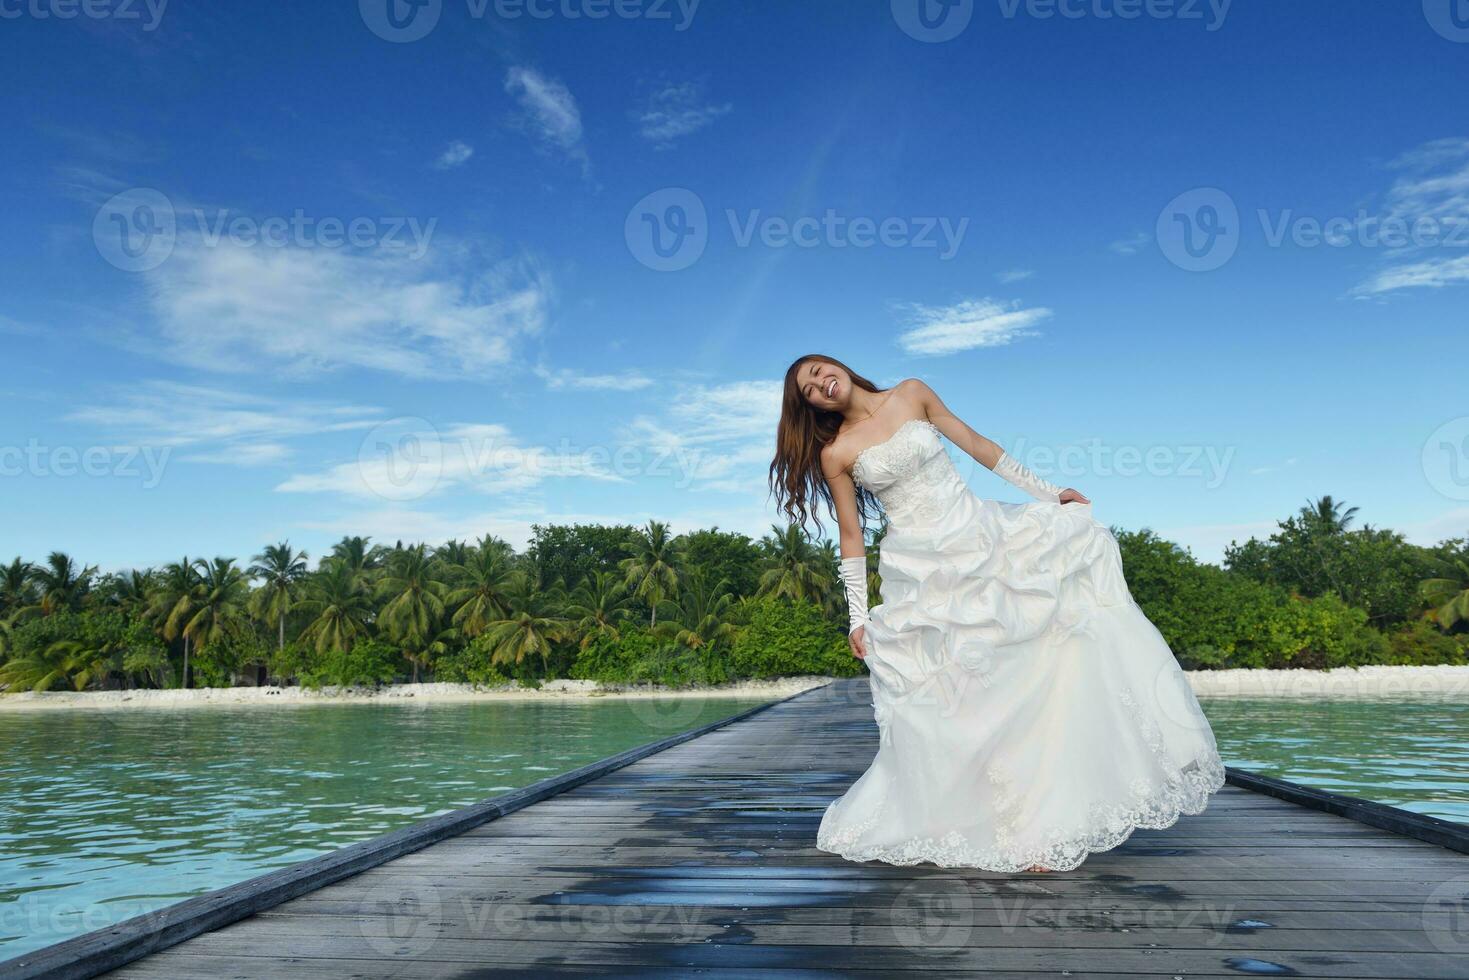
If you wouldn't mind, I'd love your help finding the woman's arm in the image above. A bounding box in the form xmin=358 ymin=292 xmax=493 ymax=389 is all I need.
xmin=905 ymin=378 xmax=1090 ymax=505
xmin=822 ymin=446 xmax=870 ymax=659
xmin=822 ymin=445 xmax=867 ymax=558
xmin=904 ymin=378 xmax=1004 ymax=470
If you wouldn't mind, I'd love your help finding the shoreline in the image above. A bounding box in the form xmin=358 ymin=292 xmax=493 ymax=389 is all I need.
xmin=1186 ymin=664 xmax=1469 ymax=699
xmin=3 ymin=664 xmax=1468 ymax=712
xmin=0 ymin=676 xmax=835 ymax=712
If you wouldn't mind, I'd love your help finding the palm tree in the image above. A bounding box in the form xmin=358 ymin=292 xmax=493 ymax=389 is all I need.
xmin=0 ymin=557 xmax=35 ymax=620
xmin=377 ymin=545 xmax=447 ymax=682
xmin=434 ymin=539 xmax=470 ymax=569
xmin=657 ymin=571 xmax=736 ymax=654
xmin=329 ymin=536 xmax=385 ymax=583
xmin=0 ymin=638 xmax=92 ymax=692
xmin=564 ymin=570 xmax=633 ymax=649
xmin=149 ymin=558 xmax=203 ymax=688
xmin=757 ymin=524 xmax=831 ymax=603
xmin=1423 ymin=555 xmax=1469 ymax=629
xmin=248 ymin=542 xmax=309 ymax=654
xmin=297 ymin=560 xmax=374 ymax=654
xmin=21 ymin=552 xmax=96 ymax=618
xmin=621 ymin=520 xmax=680 ymax=626
xmin=175 ymin=558 xmax=250 ymax=668
xmin=446 ymin=542 xmax=517 ymax=640
xmin=478 ymin=572 xmax=569 ymax=669
xmin=102 ymin=569 xmax=158 ymax=618
xmin=1299 ymin=495 xmax=1359 ymax=535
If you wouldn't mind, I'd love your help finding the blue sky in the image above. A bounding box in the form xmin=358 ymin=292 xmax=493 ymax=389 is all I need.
xmin=1 ymin=0 xmax=1466 ymax=571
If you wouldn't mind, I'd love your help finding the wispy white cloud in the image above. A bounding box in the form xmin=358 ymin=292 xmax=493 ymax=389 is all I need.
xmin=1382 ymin=137 xmax=1469 ymax=225
xmin=1399 ymin=506 xmax=1469 ymax=548
xmin=65 ymin=381 xmax=381 ymax=466
xmin=277 ymin=422 xmax=623 ymax=501
xmin=505 ymin=66 xmax=589 ymax=174
xmin=894 ymin=298 xmax=1051 ymax=356
xmin=635 ymin=82 xmax=731 ymax=149
xmin=1248 ymin=457 xmax=1298 ymax=477
xmin=536 ymin=365 xmax=654 ymax=391
xmin=1353 ymin=137 xmax=1469 ymax=297
xmin=143 ymin=239 xmax=551 ymax=380
xmin=433 ymin=140 xmax=474 ymax=170
xmin=996 ymin=268 xmax=1035 ymax=283
xmin=1109 ymin=231 xmax=1150 ymax=256
xmin=624 ymin=379 xmax=781 ymax=495
xmin=1353 ymin=255 xmax=1469 ymax=296
xmin=0 ymin=314 xmax=43 ymax=336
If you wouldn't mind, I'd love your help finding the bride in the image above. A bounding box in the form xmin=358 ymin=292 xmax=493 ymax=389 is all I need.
xmin=768 ymin=354 xmax=1225 ymax=872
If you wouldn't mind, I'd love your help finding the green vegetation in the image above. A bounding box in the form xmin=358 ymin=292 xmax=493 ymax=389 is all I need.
xmin=1 ymin=497 xmax=1465 ymax=695
xmin=0 ymin=522 xmax=866 ymax=693
xmin=1119 ymin=496 xmax=1469 ymax=670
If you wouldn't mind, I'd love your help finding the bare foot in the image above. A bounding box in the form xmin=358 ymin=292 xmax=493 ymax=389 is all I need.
xmin=1024 ymin=865 xmax=1050 ymax=873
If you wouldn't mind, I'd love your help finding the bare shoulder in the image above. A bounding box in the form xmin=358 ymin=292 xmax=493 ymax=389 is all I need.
xmin=818 ymin=440 xmax=849 ymax=480
xmin=892 ymin=377 xmax=939 ymax=413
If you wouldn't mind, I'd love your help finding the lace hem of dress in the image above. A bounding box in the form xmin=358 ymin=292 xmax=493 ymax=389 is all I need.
xmin=814 ymin=753 xmax=1225 ymax=873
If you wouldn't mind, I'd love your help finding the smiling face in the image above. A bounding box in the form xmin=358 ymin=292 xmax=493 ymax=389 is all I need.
xmin=797 ymin=358 xmax=851 ymax=411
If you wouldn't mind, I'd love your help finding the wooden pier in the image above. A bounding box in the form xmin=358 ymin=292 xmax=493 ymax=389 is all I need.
xmin=8 ymin=678 xmax=1469 ymax=979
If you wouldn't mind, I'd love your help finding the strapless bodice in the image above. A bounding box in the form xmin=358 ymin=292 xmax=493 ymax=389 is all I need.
xmin=852 ymin=418 xmax=971 ymax=528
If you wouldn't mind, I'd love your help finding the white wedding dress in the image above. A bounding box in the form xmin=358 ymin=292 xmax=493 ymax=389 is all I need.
xmin=816 ymin=418 xmax=1225 ymax=871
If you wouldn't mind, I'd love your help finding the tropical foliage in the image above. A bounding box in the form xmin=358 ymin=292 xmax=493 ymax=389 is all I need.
xmin=2 ymin=498 xmax=1465 ymax=695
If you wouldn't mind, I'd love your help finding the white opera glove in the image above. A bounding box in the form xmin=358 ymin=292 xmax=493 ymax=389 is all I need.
xmin=994 ymin=450 xmax=1065 ymax=503
xmin=840 ymin=555 xmax=869 ymax=636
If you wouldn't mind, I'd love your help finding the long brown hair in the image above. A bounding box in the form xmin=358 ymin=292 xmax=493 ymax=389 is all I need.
xmin=768 ymin=353 xmax=887 ymax=535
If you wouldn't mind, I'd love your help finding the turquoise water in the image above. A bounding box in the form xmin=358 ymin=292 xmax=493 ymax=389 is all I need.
xmin=0 ymin=696 xmax=767 ymax=961
xmin=1200 ymin=695 xmax=1469 ymax=825
xmin=2 ymin=693 xmax=1467 ymax=962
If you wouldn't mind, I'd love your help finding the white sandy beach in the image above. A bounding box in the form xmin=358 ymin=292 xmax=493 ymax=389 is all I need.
xmin=0 ymin=676 xmax=836 ymax=712
xmin=1186 ymin=664 xmax=1469 ymax=699
xmin=3 ymin=665 xmax=1469 ymax=711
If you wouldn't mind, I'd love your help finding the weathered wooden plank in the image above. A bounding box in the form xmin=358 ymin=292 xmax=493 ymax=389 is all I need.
xmin=10 ymin=676 xmax=1466 ymax=980
xmin=101 ymin=934 xmax=1469 ymax=979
